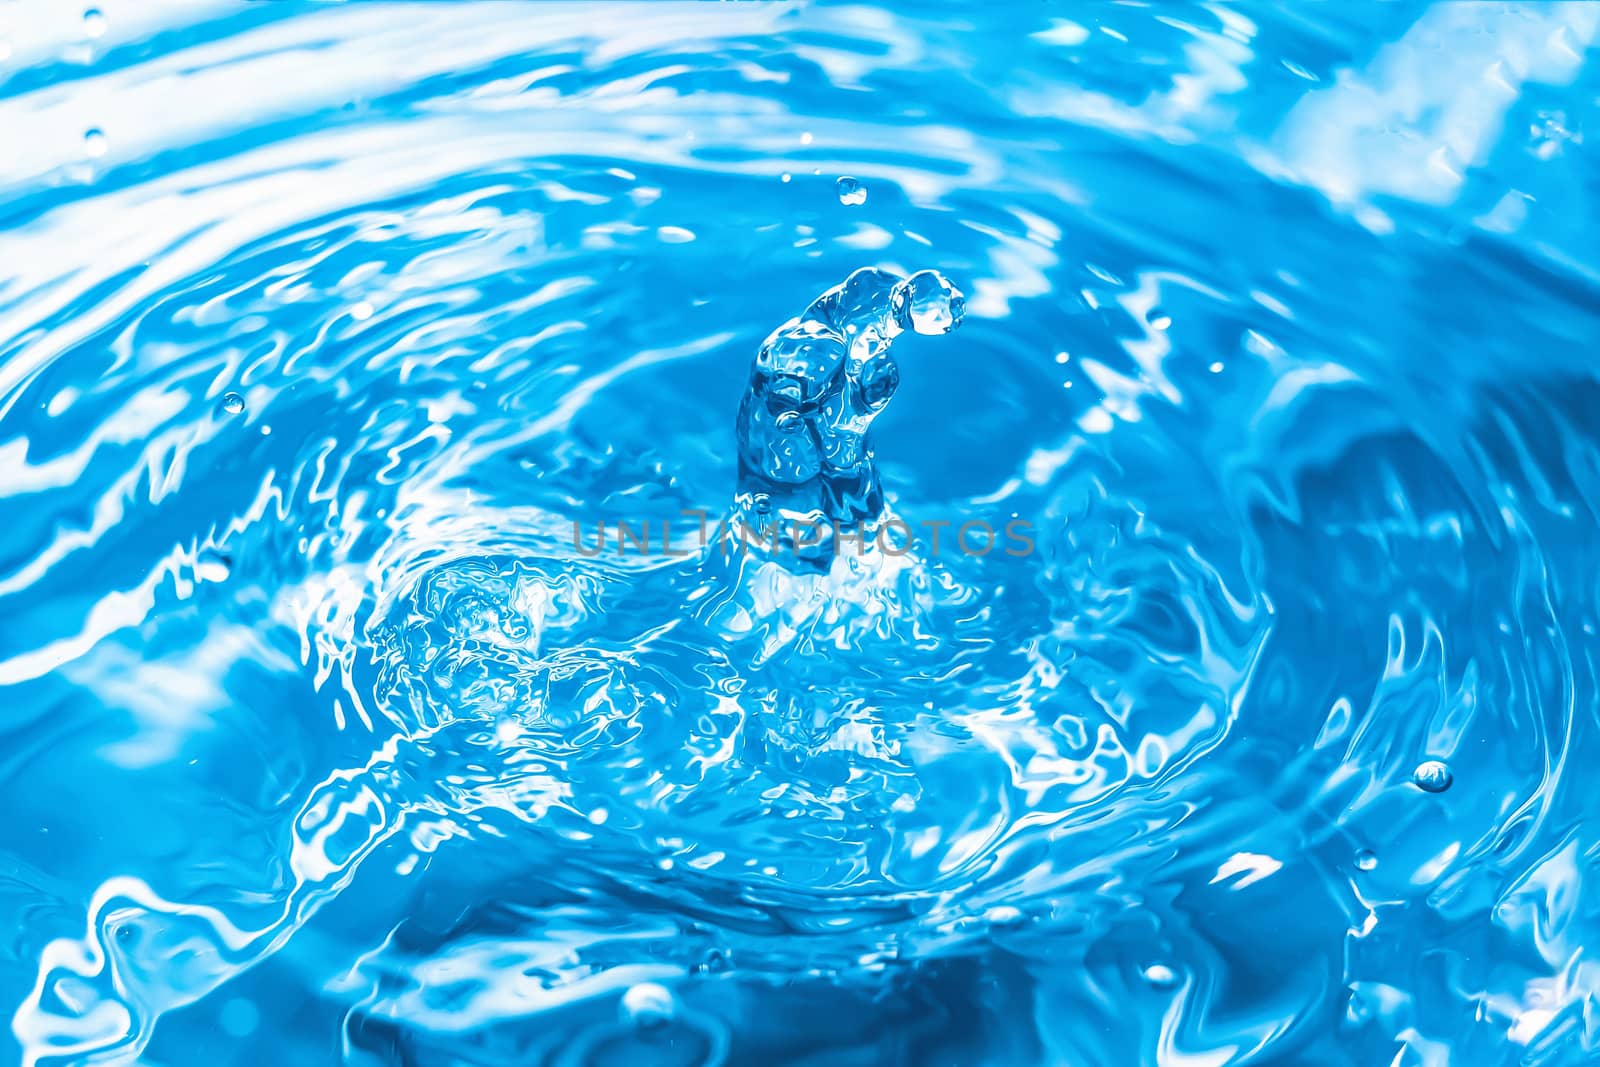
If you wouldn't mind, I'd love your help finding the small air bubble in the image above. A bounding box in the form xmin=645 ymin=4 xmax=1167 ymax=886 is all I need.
xmin=221 ymin=392 xmax=245 ymax=415
xmin=83 ymin=8 xmax=106 ymax=38
xmin=835 ymin=176 xmax=867 ymax=206
xmin=1356 ymin=850 xmax=1378 ymax=871
xmin=84 ymin=129 xmax=108 ymax=158
xmin=1412 ymin=760 xmax=1453 ymax=793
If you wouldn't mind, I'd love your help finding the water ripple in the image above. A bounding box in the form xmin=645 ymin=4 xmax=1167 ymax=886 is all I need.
xmin=2 ymin=3 xmax=1600 ymax=1066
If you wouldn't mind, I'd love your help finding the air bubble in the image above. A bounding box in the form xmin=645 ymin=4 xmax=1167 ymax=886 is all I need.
xmin=220 ymin=392 xmax=245 ymax=415
xmin=1412 ymin=760 xmax=1453 ymax=793
xmin=620 ymin=982 xmax=676 ymax=1029
xmin=891 ymin=270 xmax=966 ymax=335
xmin=835 ymin=176 xmax=867 ymax=206
xmin=1355 ymin=850 xmax=1378 ymax=871
xmin=84 ymin=129 xmax=108 ymax=158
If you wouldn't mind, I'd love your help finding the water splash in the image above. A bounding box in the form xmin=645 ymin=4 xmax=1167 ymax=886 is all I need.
xmin=734 ymin=266 xmax=964 ymax=559
xmin=3 ymin=4 xmax=1600 ymax=1067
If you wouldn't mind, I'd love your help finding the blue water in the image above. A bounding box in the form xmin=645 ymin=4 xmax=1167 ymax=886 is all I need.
xmin=2 ymin=2 xmax=1599 ymax=1064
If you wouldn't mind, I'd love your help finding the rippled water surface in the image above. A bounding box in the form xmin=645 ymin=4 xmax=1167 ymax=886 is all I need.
xmin=3 ymin=2 xmax=1600 ymax=1064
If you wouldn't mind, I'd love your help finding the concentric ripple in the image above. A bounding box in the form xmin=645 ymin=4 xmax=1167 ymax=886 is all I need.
xmin=2 ymin=3 xmax=1600 ymax=1066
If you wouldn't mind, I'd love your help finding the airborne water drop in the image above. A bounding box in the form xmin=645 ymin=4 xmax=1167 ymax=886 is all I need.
xmin=620 ymin=982 xmax=676 ymax=1029
xmin=835 ymin=176 xmax=867 ymax=206
xmin=1411 ymin=760 xmax=1453 ymax=793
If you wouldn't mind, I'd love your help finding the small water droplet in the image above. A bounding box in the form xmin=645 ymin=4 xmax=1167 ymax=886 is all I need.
xmin=83 ymin=8 xmax=106 ymax=38
xmin=1150 ymin=314 xmax=1172 ymax=330
xmin=1141 ymin=963 xmax=1179 ymax=989
xmin=620 ymin=983 xmax=676 ymax=1029
xmin=1054 ymin=351 xmax=1070 ymax=364
xmin=349 ymin=301 xmax=374 ymax=321
xmin=221 ymin=392 xmax=245 ymax=415
xmin=812 ymin=167 xmax=821 ymax=176
xmin=800 ymin=131 xmax=814 ymax=145
xmin=1356 ymin=850 xmax=1378 ymax=871
xmin=1412 ymin=760 xmax=1453 ymax=793
xmin=1209 ymin=361 xmax=1224 ymax=374
xmin=835 ymin=175 xmax=867 ymax=206
xmin=84 ymin=128 xmax=108 ymax=158
xmin=586 ymin=807 xmax=609 ymax=826
xmin=780 ymin=172 xmax=792 ymax=183
xmin=891 ymin=270 xmax=966 ymax=335
xmin=775 ymin=410 xmax=804 ymax=434
xmin=985 ymin=905 xmax=1025 ymax=926
xmin=195 ymin=550 xmax=232 ymax=583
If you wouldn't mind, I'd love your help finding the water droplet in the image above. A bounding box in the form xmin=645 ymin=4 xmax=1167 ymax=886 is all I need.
xmin=780 ymin=172 xmax=792 ymax=183
xmin=984 ymin=905 xmax=1025 ymax=926
xmin=812 ymin=167 xmax=821 ymax=176
xmin=84 ymin=129 xmax=108 ymax=158
xmin=1209 ymin=361 xmax=1224 ymax=374
xmin=1141 ymin=963 xmax=1179 ymax=989
xmin=349 ymin=301 xmax=374 ymax=321
xmin=1356 ymin=850 xmax=1378 ymax=871
xmin=800 ymin=131 xmax=814 ymax=145
xmin=1412 ymin=760 xmax=1453 ymax=793
xmin=620 ymin=982 xmax=676 ymax=1029
xmin=775 ymin=410 xmax=804 ymax=434
xmin=835 ymin=175 xmax=867 ymax=206
xmin=1054 ymin=351 xmax=1070 ymax=364
xmin=891 ymin=270 xmax=966 ymax=335
xmin=195 ymin=550 xmax=231 ymax=583
xmin=83 ymin=8 xmax=106 ymax=38
xmin=586 ymin=807 xmax=609 ymax=826
xmin=1150 ymin=314 xmax=1172 ymax=330
xmin=221 ymin=392 xmax=245 ymax=415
